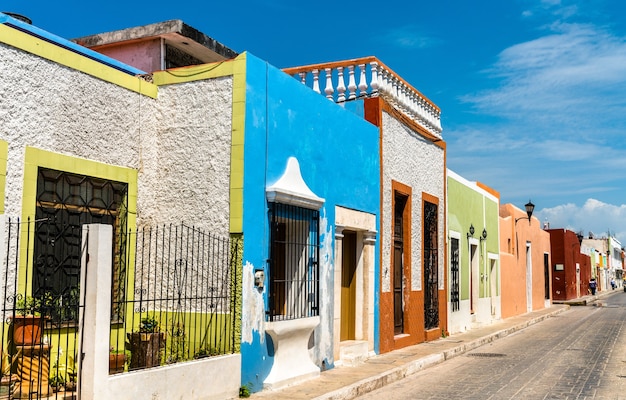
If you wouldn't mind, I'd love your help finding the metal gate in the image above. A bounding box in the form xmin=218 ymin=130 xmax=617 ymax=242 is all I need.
xmin=1 ymin=217 xmax=84 ymax=399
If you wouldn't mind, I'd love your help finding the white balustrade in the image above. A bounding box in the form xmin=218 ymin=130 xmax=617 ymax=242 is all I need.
xmin=286 ymin=59 xmax=442 ymax=137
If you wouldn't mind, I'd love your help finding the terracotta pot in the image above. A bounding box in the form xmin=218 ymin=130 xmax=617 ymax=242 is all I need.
xmin=11 ymin=315 xmax=45 ymax=346
xmin=109 ymin=353 xmax=126 ymax=374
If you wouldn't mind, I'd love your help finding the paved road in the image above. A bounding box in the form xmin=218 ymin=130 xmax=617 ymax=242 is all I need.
xmin=359 ymin=292 xmax=626 ymax=400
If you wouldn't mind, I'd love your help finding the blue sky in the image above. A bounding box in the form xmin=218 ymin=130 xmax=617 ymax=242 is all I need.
xmin=3 ymin=0 xmax=626 ymax=244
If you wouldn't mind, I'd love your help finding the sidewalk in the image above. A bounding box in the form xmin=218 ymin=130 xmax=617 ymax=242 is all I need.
xmin=251 ymin=291 xmax=612 ymax=400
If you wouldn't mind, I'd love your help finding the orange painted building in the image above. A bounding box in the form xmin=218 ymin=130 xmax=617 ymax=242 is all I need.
xmin=363 ymin=95 xmax=448 ymax=353
xmin=499 ymin=203 xmax=552 ymax=318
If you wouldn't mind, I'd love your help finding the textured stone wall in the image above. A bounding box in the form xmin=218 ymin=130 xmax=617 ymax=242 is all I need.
xmin=380 ymin=112 xmax=445 ymax=293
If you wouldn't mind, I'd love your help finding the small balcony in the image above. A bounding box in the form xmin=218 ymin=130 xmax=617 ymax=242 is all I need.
xmin=283 ymin=56 xmax=442 ymax=139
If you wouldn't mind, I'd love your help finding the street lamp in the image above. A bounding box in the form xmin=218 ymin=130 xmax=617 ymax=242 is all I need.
xmin=467 ymin=224 xmax=475 ymax=239
xmin=515 ymin=200 xmax=535 ymax=226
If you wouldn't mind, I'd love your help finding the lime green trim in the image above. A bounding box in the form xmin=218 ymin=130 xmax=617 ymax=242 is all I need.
xmin=20 ymin=147 xmax=138 ymax=293
xmin=230 ymin=54 xmax=246 ymax=233
xmin=231 ymin=233 xmax=243 ymax=352
xmin=0 ymin=140 xmax=7 ymax=214
xmin=0 ymin=24 xmax=157 ymax=99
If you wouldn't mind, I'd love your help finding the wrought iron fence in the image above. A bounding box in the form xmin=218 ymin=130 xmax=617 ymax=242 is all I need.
xmin=0 ymin=217 xmax=82 ymax=399
xmin=0 ymin=218 xmax=238 ymax=399
xmin=110 ymin=223 xmax=239 ymax=371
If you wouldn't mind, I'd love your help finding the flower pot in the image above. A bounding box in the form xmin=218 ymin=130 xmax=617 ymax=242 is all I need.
xmin=11 ymin=315 xmax=45 ymax=346
xmin=127 ymin=332 xmax=165 ymax=369
xmin=109 ymin=353 xmax=126 ymax=374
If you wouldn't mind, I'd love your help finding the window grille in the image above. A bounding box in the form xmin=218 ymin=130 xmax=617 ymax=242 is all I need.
xmin=450 ymin=237 xmax=460 ymax=312
xmin=424 ymin=201 xmax=439 ymax=329
xmin=34 ymin=167 xmax=128 ymax=321
xmin=267 ymin=202 xmax=320 ymax=321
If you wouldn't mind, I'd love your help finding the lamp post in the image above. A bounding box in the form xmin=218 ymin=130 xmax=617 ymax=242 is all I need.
xmin=576 ymin=231 xmax=584 ymax=246
xmin=515 ymin=200 xmax=535 ymax=226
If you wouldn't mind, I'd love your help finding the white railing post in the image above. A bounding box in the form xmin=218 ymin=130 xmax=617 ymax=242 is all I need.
xmin=357 ymin=64 xmax=367 ymax=97
xmin=336 ymin=66 xmax=346 ymax=102
xmin=312 ymin=69 xmax=320 ymax=94
xmin=347 ymin=65 xmax=357 ymax=100
xmin=324 ymin=68 xmax=334 ymax=100
xmin=370 ymin=61 xmax=379 ymax=94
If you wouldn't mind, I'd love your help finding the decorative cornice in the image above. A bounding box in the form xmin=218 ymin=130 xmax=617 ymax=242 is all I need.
xmin=266 ymin=157 xmax=325 ymax=210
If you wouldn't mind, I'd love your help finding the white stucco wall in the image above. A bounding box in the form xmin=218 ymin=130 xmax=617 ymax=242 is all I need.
xmin=140 ymin=78 xmax=232 ymax=235
xmin=0 ymin=42 xmax=232 ymax=236
xmin=380 ymin=112 xmax=445 ymax=293
xmin=0 ymin=43 xmax=146 ymax=217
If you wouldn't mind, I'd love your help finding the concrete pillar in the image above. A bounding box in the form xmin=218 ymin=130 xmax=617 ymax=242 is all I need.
xmin=77 ymin=224 xmax=113 ymax=399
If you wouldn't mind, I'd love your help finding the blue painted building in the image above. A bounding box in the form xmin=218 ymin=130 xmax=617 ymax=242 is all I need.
xmin=239 ymin=55 xmax=380 ymax=391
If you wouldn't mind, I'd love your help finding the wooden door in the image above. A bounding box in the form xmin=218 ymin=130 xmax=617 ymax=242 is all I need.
xmin=341 ymin=231 xmax=357 ymax=341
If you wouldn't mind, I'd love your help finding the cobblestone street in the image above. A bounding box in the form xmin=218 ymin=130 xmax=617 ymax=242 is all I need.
xmin=358 ymin=292 xmax=626 ymax=400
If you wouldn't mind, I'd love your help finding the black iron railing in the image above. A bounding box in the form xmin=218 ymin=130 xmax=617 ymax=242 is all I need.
xmin=450 ymin=237 xmax=460 ymax=312
xmin=0 ymin=218 xmax=238 ymax=400
xmin=111 ymin=224 xmax=239 ymax=371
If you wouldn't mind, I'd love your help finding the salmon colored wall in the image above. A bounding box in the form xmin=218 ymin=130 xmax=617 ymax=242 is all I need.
xmin=91 ymin=39 xmax=163 ymax=73
xmin=499 ymin=204 xmax=552 ymax=319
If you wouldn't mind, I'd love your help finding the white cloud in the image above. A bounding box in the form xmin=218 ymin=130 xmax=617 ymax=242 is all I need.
xmin=380 ymin=25 xmax=440 ymax=49
xmin=462 ymin=22 xmax=626 ymax=137
xmin=447 ymin=6 xmax=626 ymax=212
xmin=537 ymin=199 xmax=626 ymax=244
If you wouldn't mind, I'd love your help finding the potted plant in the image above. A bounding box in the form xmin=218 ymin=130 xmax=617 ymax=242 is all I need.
xmin=126 ymin=315 xmax=165 ymax=369
xmin=11 ymin=295 xmax=46 ymax=346
xmin=109 ymin=347 xmax=127 ymax=374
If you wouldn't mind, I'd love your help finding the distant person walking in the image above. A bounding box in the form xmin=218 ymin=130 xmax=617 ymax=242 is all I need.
xmin=611 ymin=278 xmax=616 ymax=290
xmin=589 ymin=278 xmax=597 ymax=295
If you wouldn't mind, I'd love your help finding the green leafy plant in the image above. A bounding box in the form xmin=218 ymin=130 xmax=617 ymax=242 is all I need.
xmin=50 ymin=351 xmax=77 ymax=392
xmin=49 ymin=374 xmax=65 ymax=392
xmin=165 ymin=321 xmax=186 ymax=364
xmin=239 ymin=383 xmax=252 ymax=398
xmin=138 ymin=315 xmax=160 ymax=333
xmin=193 ymin=346 xmax=220 ymax=359
xmin=16 ymin=296 xmax=43 ymax=316
xmin=16 ymin=292 xmax=57 ymax=316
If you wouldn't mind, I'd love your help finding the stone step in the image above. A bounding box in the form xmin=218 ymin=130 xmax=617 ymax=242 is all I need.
xmin=339 ymin=340 xmax=369 ymax=367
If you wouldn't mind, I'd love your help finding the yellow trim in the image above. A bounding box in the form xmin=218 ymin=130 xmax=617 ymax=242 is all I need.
xmin=0 ymin=24 xmax=157 ymax=99
xmin=229 ymin=54 xmax=246 ymax=233
xmin=20 ymin=147 xmax=138 ymax=294
xmin=0 ymin=140 xmax=7 ymax=214
xmin=152 ymin=58 xmax=236 ymax=85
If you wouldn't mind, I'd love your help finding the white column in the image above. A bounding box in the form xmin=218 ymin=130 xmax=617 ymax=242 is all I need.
xmin=333 ymin=225 xmax=345 ymax=361
xmin=78 ymin=224 xmax=113 ymax=400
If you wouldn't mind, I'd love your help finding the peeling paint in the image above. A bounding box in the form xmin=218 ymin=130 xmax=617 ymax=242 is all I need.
xmin=241 ymin=261 xmax=266 ymax=344
xmin=310 ymin=211 xmax=334 ymax=366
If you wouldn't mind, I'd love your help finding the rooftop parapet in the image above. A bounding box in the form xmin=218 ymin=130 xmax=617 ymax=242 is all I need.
xmin=283 ymin=56 xmax=442 ymax=138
